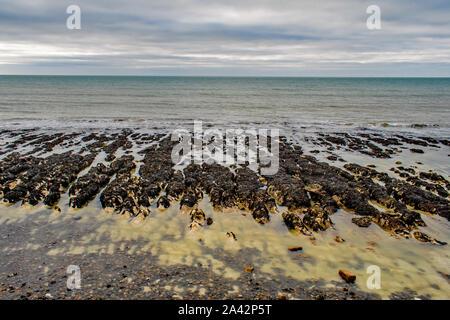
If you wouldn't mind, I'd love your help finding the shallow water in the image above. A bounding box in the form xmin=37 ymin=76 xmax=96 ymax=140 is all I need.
xmin=1 ymin=189 xmax=449 ymax=299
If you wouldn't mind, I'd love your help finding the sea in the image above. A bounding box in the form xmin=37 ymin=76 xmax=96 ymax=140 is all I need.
xmin=0 ymin=76 xmax=449 ymax=137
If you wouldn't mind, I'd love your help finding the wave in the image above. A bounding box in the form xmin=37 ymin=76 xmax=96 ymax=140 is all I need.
xmin=1 ymin=118 xmax=449 ymax=138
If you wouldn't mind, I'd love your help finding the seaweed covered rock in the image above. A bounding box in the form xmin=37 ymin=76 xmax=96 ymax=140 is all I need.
xmin=189 ymin=208 xmax=206 ymax=231
xmin=352 ymin=216 xmax=372 ymax=228
xmin=282 ymin=211 xmax=312 ymax=236
xmin=157 ymin=195 xmax=170 ymax=210
xmin=0 ymin=128 xmax=448 ymax=245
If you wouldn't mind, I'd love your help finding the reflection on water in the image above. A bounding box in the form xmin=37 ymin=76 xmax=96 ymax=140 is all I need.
xmin=1 ymin=193 xmax=449 ymax=299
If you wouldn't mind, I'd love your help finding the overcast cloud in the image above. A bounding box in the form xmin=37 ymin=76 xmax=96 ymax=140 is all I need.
xmin=0 ymin=0 xmax=449 ymax=76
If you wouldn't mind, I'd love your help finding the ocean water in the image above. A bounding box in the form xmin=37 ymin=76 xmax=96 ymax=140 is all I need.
xmin=0 ymin=76 xmax=449 ymax=136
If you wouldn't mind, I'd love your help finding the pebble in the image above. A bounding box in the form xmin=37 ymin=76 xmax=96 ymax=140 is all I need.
xmin=226 ymin=232 xmax=237 ymax=241
xmin=245 ymin=266 xmax=254 ymax=273
xmin=339 ymin=270 xmax=356 ymax=283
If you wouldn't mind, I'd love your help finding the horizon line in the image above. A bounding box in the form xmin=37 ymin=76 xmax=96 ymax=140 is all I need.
xmin=1 ymin=74 xmax=450 ymax=78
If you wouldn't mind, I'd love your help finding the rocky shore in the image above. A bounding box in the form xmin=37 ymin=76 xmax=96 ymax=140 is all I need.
xmin=0 ymin=127 xmax=449 ymax=299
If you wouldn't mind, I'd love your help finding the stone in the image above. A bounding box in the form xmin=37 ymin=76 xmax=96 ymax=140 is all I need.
xmin=352 ymin=216 xmax=372 ymax=228
xmin=189 ymin=208 xmax=205 ymax=225
xmin=339 ymin=270 xmax=356 ymax=283
xmin=413 ymin=231 xmax=447 ymax=245
xmin=156 ymin=195 xmax=170 ymax=210
xmin=226 ymin=232 xmax=237 ymax=241
xmin=245 ymin=266 xmax=254 ymax=273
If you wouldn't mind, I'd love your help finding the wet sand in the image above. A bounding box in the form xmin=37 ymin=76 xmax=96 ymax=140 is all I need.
xmin=0 ymin=127 xmax=449 ymax=300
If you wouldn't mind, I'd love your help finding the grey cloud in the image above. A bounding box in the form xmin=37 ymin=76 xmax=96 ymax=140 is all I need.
xmin=0 ymin=0 xmax=449 ymax=75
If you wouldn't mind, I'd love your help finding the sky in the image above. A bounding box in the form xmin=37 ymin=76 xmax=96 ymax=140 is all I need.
xmin=0 ymin=0 xmax=449 ymax=76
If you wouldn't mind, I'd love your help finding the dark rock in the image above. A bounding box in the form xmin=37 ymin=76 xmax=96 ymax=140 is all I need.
xmin=413 ymin=231 xmax=447 ymax=245
xmin=226 ymin=232 xmax=237 ymax=241
xmin=157 ymin=196 xmax=170 ymax=210
xmin=352 ymin=216 xmax=372 ymax=228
